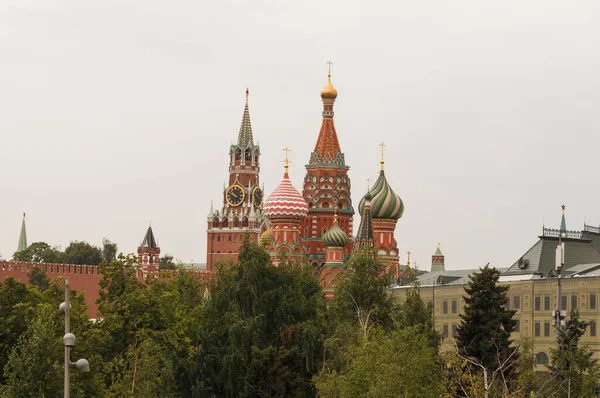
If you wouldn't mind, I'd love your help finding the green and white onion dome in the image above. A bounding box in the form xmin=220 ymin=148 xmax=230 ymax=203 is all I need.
xmin=358 ymin=170 xmax=404 ymax=219
xmin=322 ymin=219 xmax=349 ymax=247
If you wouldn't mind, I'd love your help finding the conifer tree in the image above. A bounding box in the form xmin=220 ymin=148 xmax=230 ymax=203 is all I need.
xmin=456 ymin=264 xmax=517 ymax=378
xmin=550 ymin=309 xmax=600 ymax=397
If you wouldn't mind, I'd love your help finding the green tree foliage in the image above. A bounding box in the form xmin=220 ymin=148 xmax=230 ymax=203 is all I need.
xmin=550 ymin=309 xmax=600 ymax=397
xmin=0 ymin=278 xmax=30 ymax=384
xmin=63 ymin=241 xmax=103 ymax=265
xmin=190 ymin=238 xmax=326 ymax=397
xmin=399 ymin=282 xmax=440 ymax=350
xmin=12 ymin=241 xmax=62 ymax=263
xmin=316 ymin=328 xmax=443 ymax=398
xmin=102 ymin=238 xmax=118 ymax=265
xmin=159 ymin=254 xmax=177 ymax=270
xmin=1 ymin=303 xmax=63 ymax=397
xmin=28 ymin=266 xmax=50 ymax=291
xmin=456 ymin=264 xmax=517 ymax=379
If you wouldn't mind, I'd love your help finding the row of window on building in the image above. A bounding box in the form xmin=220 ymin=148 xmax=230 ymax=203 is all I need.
xmin=440 ymin=320 xmax=597 ymax=339
xmin=506 ymin=294 xmax=597 ymax=311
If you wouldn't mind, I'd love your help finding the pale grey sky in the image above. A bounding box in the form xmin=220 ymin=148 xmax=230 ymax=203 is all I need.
xmin=1 ymin=0 xmax=599 ymax=270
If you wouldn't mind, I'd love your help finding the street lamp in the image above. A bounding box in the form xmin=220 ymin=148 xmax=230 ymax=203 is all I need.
xmin=60 ymin=279 xmax=89 ymax=398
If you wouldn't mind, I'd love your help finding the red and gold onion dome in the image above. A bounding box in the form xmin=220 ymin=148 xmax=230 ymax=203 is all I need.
xmin=259 ymin=228 xmax=273 ymax=247
xmin=263 ymin=168 xmax=309 ymax=220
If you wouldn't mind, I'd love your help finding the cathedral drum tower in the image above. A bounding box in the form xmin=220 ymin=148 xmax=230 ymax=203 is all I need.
xmin=358 ymin=148 xmax=404 ymax=273
xmin=206 ymin=89 xmax=265 ymax=271
xmin=300 ymin=66 xmax=354 ymax=267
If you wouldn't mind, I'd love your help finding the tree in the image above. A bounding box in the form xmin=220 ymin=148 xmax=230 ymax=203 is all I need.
xmin=316 ymin=328 xmax=443 ymax=398
xmin=550 ymin=309 xmax=600 ymax=398
xmin=1 ymin=303 xmax=63 ymax=397
xmin=0 ymin=277 xmax=31 ymax=384
xmin=28 ymin=266 xmax=50 ymax=291
xmin=63 ymin=241 xmax=103 ymax=265
xmin=102 ymin=238 xmax=118 ymax=265
xmin=399 ymin=282 xmax=440 ymax=350
xmin=159 ymin=254 xmax=177 ymax=270
xmin=189 ymin=237 xmax=326 ymax=397
xmin=455 ymin=265 xmax=518 ymax=392
xmin=12 ymin=241 xmax=62 ymax=263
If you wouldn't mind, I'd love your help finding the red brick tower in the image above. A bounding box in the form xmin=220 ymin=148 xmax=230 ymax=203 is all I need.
xmin=138 ymin=223 xmax=160 ymax=275
xmin=206 ymin=90 xmax=265 ymax=270
xmin=300 ymin=67 xmax=354 ymax=267
xmin=263 ymin=149 xmax=309 ymax=266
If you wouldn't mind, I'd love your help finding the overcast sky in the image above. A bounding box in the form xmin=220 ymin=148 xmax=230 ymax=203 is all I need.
xmin=1 ymin=0 xmax=599 ymax=270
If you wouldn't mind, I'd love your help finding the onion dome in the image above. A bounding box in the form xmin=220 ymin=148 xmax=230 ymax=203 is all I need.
xmin=320 ymin=74 xmax=338 ymax=100
xmin=358 ymin=169 xmax=404 ymax=220
xmin=263 ymin=159 xmax=308 ymax=220
xmin=260 ymin=228 xmax=273 ymax=247
xmin=322 ymin=217 xmax=349 ymax=248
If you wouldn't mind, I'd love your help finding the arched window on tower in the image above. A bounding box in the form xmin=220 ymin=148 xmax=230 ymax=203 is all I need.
xmin=221 ymin=217 xmax=229 ymax=229
xmin=245 ymin=150 xmax=251 ymax=162
xmin=233 ymin=216 xmax=240 ymax=229
xmin=217 ymin=235 xmax=221 ymax=242
xmin=242 ymin=216 xmax=249 ymax=228
xmin=228 ymin=235 xmax=232 ymax=242
xmin=535 ymin=352 xmax=549 ymax=365
xmin=235 ymin=149 xmax=242 ymax=162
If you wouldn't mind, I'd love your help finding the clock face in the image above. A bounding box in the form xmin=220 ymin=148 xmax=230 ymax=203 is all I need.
xmin=226 ymin=185 xmax=245 ymax=206
xmin=252 ymin=187 xmax=263 ymax=207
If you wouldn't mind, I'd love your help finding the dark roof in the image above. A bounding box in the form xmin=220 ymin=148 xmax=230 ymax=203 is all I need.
xmin=505 ymin=234 xmax=600 ymax=277
xmin=141 ymin=226 xmax=158 ymax=249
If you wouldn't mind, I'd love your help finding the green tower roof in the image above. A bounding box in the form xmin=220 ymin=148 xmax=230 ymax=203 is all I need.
xmin=17 ymin=213 xmax=27 ymax=253
xmin=560 ymin=205 xmax=567 ymax=233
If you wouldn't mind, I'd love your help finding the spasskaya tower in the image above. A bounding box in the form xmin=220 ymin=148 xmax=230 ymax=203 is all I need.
xmin=206 ymin=89 xmax=265 ymax=270
xmin=300 ymin=68 xmax=354 ymax=266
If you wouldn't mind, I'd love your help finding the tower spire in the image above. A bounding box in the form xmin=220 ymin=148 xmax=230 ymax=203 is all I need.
xmin=17 ymin=213 xmax=27 ymax=253
xmin=310 ymin=63 xmax=343 ymax=165
xmin=560 ymin=204 xmax=567 ymax=233
xmin=237 ymin=88 xmax=254 ymax=148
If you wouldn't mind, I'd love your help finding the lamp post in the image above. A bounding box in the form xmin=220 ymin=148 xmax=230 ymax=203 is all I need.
xmin=60 ymin=279 xmax=89 ymax=398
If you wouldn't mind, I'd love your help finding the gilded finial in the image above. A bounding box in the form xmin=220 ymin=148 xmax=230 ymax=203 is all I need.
xmin=23 ymin=212 xmax=25 ymax=219
xmin=379 ymin=142 xmax=386 ymax=170
xmin=438 ymin=242 xmax=441 ymax=248
xmin=366 ymin=178 xmax=372 ymax=191
xmin=149 ymin=220 xmax=152 ymax=228
xmin=245 ymin=88 xmax=249 ymax=103
xmin=283 ymin=147 xmax=291 ymax=173
xmin=321 ymin=61 xmax=338 ymax=100
xmin=407 ymin=251 xmax=412 ymax=268
xmin=333 ymin=206 xmax=338 ymax=223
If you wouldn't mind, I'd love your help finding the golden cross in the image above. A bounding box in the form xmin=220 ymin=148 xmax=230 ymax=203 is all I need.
xmin=283 ymin=147 xmax=291 ymax=169
xmin=407 ymin=251 xmax=411 ymax=267
xmin=366 ymin=178 xmax=372 ymax=190
xmin=326 ymin=61 xmax=333 ymax=76
xmin=379 ymin=142 xmax=386 ymax=161
xmin=333 ymin=206 xmax=338 ymax=222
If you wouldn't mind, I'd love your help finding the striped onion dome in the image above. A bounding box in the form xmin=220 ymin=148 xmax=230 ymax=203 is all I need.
xmin=260 ymin=228 xmax=273 ymax=247
xmin=263 ymin=171 xmax=308 ymax=220
xmin=322 ymin=219 xmax=349 ymax=247
xmin=358 ymin=170 xmax=404 ymax=219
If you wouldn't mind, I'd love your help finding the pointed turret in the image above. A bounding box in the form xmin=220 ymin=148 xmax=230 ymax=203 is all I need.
xmin=353 ymin=191 xmax=375 ymax=252
xmin=309 ymin=68 xmax=344 ymax=165
xmin=560 ymin=204 xmax=567 ymax=233
xmin=138 ymin=222 xmax=160 ymax=273
xmin=431 ymin=243 xmax=445 ymax=272
xmin=16 ymin=213 xmax=27 ymax=253
xmin=237 ymin=88 xmax=254 ymax=148
xmin=141 ymin=223 xmax=158 ymax=248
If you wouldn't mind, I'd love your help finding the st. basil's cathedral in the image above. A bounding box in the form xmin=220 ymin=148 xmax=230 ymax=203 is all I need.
xmin=206 ymin=70 xmax=405 ymax=297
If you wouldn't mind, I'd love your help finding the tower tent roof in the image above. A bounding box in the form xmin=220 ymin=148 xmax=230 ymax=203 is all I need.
xmin=17 ymin=213 xmax=27 ymax=252
xmin=309 ymin=73 xmax=345 ymax=166
xmin=237 ymin=88 xmax=254 ymax=149
xmin=141 ymin=225 xmax=158 ymax=249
